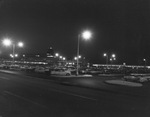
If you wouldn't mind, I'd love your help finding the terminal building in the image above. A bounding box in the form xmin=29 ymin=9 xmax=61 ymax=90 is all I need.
xmin=46 ymin=47 xmax=54 ymax=58
xmin=1 ymin=46 xmax=88 ymax=67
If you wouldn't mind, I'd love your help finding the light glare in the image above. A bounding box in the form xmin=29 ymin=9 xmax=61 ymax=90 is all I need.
xmin=74 ymin=57 xmax=77 ymax=60
xmin=82 ymin=30 xmax=92 ymax=40
xmin=60 ymin=56 xmax=62 ymax=59
xmin=55 ymin=53 xmax=59 ymax=57
xmin=78 ymin=55 xmax=81 ymax=59
xmin=63 ymin=57 xmax=66 ymax=60
xmin=112 ymin=54 xmax=116 ymax=58
xmin=15 ymin=54 xmax=18 ymax=57
xmin=18 ymin=42 xmax=24 ymax=47
xmin=103 ymin=53 xmax=107 ymax=57
xmin=3 ymin=39 xmax=12 ymax=46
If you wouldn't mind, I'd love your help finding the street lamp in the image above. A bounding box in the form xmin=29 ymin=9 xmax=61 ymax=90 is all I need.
xmin=110 ymin=58 xmax=112 ymax=63
xmin=81 ymin=31 xmax=92 ymax=40
xmin=10 ymin=54 xmax=18 ymax=58
xmin=103 ymin=53 xmax=108 ymax=64
xmin=143 ymin=58 xmax=147 ymax=67
xmin=74 ymin=57 xmax=77 ymax=60
xmin=10 ymin=54 xmax=13 ymax=58
xmin=112 ymin=54 xmax=116 ymax=58
xmin=109 ymin=54 xmax=116 ymax=64
xmin=15 ymin=54 xmax=18 ymax=57
xmin=23 ymin=54 xmax=25 ymax=57
xmin=143 ymin=58 xmax=147 ymax=72
xmin=63 ymin=57 xmax=66 ymax=60
xmin=78 ymin=55 xmax=81 ymax=59
xmin=2 ymin=39 xmax=12 ymax=46
xmin=55 ymin=53 xmax=59 ymax=57
xmin=76 ymin=30 xmax=92 ymax=75
xmin=18 ymin=42 xmax=24 ymax=47
xmin=2 ymin=38 xmax=24 ymax=64
xmin=59 ymin=56 xmax=62 ymax=59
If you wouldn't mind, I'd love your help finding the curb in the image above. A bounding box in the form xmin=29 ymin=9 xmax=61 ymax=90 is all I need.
xmin=105 ymin=80 xmax=143 ymax=87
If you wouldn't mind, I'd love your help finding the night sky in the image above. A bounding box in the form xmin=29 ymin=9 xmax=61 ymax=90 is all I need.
xmin=0 ymin=0 xmax=149 ymax=65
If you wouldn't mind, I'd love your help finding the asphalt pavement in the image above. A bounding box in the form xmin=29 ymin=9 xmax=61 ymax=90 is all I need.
xmin=0 ymin=71 xmax=150 ymax=117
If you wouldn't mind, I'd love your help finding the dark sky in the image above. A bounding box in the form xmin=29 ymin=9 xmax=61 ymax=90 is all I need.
xmin=0 ymin=0 xmax=149 ymax=65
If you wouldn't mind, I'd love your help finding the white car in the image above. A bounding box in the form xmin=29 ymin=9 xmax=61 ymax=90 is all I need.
xmin=0 ymin=64 xmax=7 ymax=69
xmin=51 ymin=69 xmax=71 ymax=76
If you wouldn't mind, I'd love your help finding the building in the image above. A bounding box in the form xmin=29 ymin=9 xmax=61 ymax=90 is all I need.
xmin=46 ymin=47 xmax=54 ymax=58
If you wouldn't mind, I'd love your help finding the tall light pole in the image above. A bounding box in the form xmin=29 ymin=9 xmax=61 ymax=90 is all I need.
xmin=103 ymin=53 xmax=108 ymax=64
xmin=77 ymin=34 xmax=80 ymax=75
xmin=109 ymin=54 xmax=116 ymax=65
xmin=110 ymin=58 xmax=113 ymax=64
xmin=143 ymin=58 xmax=147 ymax=72
xmin=2 ymin=38 xmax=24 ymax=64
xmin=143 ymin=59 xmax=146 ymax=66
xmin=76 ymin=30 xmax=92 ymax=75
xmin=12 ymin=43 xmax=15 ymax=63
xmin=112 ymin=54 xmax=116 ymax=58
xmin=55 ymin=53 xmax=59 ymax=57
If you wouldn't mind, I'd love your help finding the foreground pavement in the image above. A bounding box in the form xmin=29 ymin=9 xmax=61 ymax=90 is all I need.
xmin=0 ymin=70 xmax=150 ymax=117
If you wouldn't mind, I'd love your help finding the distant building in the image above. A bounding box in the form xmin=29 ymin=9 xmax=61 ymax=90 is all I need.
xmin=46 ymin=47 xmax=56 ymax=65
xmin=46 ymin=47 xmax=54 ymax=58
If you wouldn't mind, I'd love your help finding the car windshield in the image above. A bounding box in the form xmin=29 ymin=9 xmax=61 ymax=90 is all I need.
xmin=0 ymin=0 xmax=149 ymax=117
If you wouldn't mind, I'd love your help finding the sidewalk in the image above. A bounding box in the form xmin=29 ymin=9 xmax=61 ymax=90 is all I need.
xmin=105 ymin=79 xmax=143 ymax=87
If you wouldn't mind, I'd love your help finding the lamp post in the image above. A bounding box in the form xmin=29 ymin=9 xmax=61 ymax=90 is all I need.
xmin=76 ymin=30 xmax=92 ymax=75
xmin=12 ymin=43 xmax=15 ymax=63
xmin=111 ymin=54 xmax=116 ymax=64
xmin=112 ymin=54 xmax=116 ymax=58
xmin=74 ymin=57 xmax=77 ymax=60
xmin=103 ymin=53 xmax=108 ymax=64
xmin=2 ymin=38 xmax=24 ymax=64
xmin=59 ymin=56 xmax=62 ymax=59
xmin=55 ymin=53 xmax=59 ymax=57
xmin=143 ymin=58 xmax=147 ymax=72
xmin=63 ymin=57 xmax=66 ymax=60
xmin=109 ymin=54 xmax=116 ymax=65
xmin=110 ymin=58 xmax=113 ymax=64
xmin=143 ymin=59 xmax=146 ymax=66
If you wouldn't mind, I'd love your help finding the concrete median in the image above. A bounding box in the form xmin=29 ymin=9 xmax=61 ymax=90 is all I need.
xmin=105 ymin=79 xmax=143 ymax=87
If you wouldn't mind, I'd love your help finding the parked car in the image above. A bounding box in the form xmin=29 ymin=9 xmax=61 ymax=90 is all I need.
xmin=9 ymin=64 xmax=20 ymax=70
xmin=87 ymin=68 xmax=102 ymax=75
xmin=139 ymin=77 xmax=148 ymax=83
xmin=20 ymin=65 xmax=29 ymax=71
xmin=26 ymin=66 xmax=36 ymax=72
xmin=0 ymin=64 xmax=7 ymax=69
xmin=79 ymin=68 xmax=88 ymax=74
xmin=66 ymin=67 xmax=76 ymax=75
xmin=123 ymin=75 xmax=140 ymax=82
xmin=35 ymin=67 xmax=49 ymax=73
xmin=51 ymin=68 xmax=71 ymax=76
xmin=123 ymin=75 xmax=150 ymax=83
